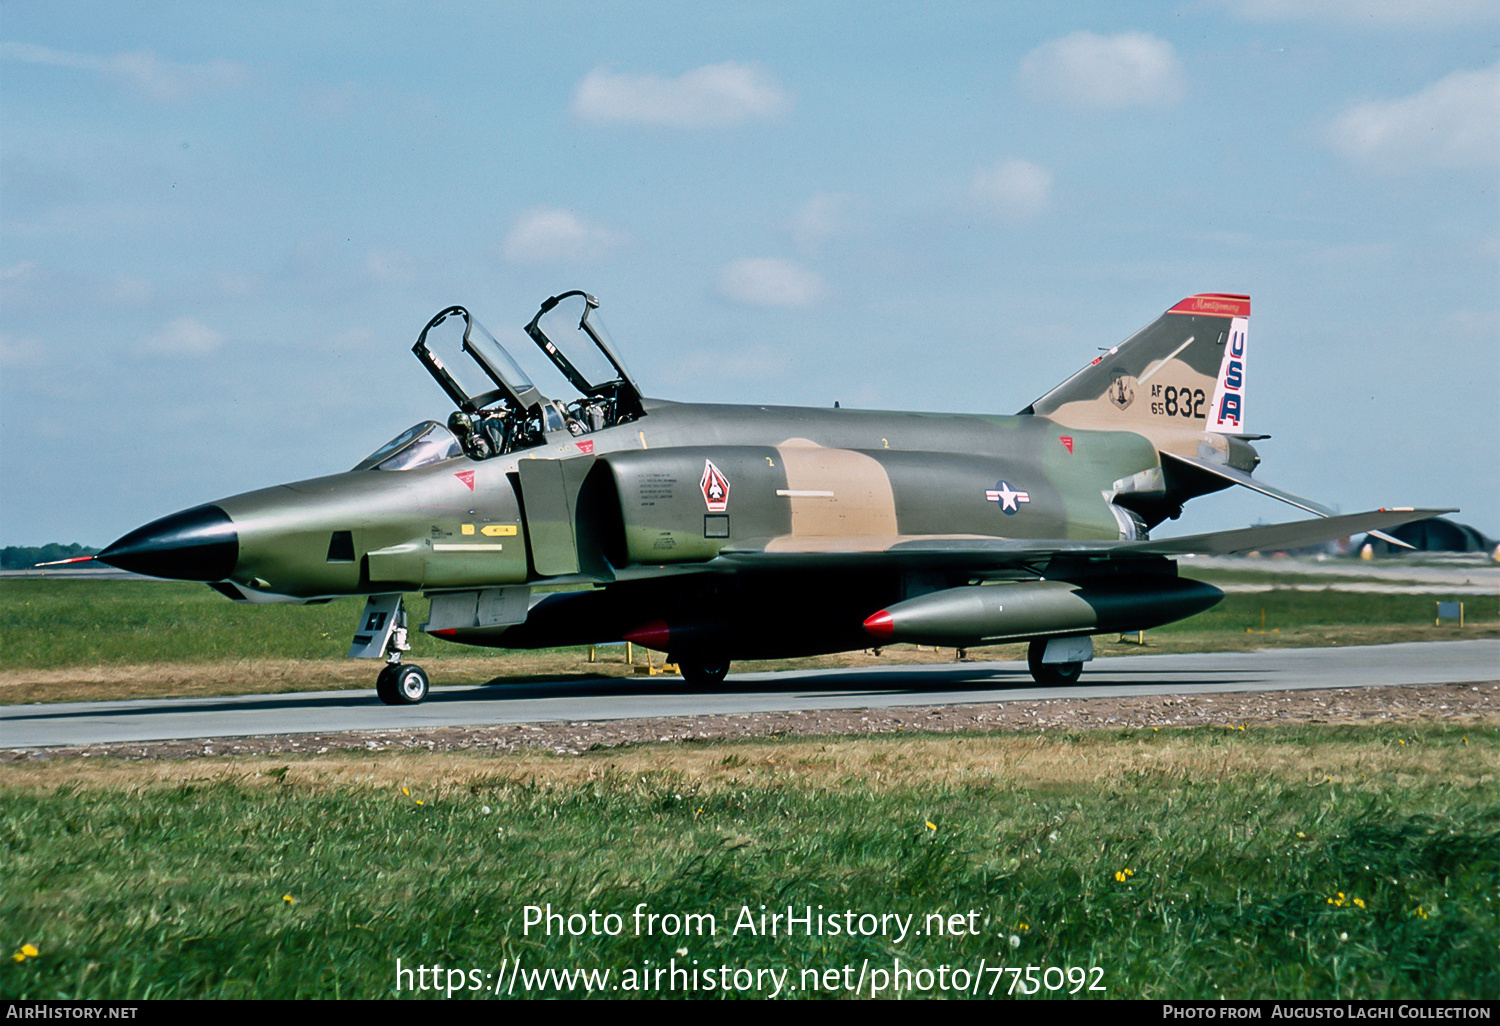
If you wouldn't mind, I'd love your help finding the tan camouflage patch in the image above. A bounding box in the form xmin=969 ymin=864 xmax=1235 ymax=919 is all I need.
xmin=775 ymin=440 xmax=898 ymax=537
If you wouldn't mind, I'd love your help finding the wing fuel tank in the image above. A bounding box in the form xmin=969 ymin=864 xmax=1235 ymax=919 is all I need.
xmin=863 ymin=576 xmax=1223 ymax=647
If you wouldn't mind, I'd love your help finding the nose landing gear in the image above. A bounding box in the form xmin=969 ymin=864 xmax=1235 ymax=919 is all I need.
xmin=350 ymin=594 xmax=432 ymax=705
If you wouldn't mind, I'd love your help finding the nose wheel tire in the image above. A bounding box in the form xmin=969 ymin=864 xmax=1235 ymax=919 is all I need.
xmin=377 ymin=663 xmax=430 ymax=705
xmin=676 ymin=656 xmax=730 ymax=689
xmin=1027 ymin=640 xmax=1084 ymax=685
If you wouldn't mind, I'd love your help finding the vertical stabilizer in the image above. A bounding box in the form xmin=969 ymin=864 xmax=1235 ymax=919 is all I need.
xmin=1023 ymin=293 xmax=1251 ymax=460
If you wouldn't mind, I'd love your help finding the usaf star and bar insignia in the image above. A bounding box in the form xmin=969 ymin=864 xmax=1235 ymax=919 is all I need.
xmin=985 ymin=480 xmax=1031 ymax=514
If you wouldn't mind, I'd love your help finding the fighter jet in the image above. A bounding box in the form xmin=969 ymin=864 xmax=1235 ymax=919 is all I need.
xmin=95 ymin=291 xmax=1447 ymax=704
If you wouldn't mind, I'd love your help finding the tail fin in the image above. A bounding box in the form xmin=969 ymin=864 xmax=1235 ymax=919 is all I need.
xmin=1022 ymin=293 xmax=1251 ymax=454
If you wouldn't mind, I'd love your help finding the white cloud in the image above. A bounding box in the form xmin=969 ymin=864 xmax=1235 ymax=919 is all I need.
xmin=1018 ymin=31 xmax=1184 ymax=109
xmin=1228 ymin=0 xmax=1499 ymax=26
xmin=573 ymin=62 xmax=790 ymax=127
xmin=501 ymin=208 xmax=624 ymax=264
xmin=304 ymin=82 xmax=363 ymax=120
xmin=328 ymin=327 xmax=377 ymax=353
xmin=789 ymin=193 xmax=858 ymax=256
xmin=1329 ymin=64 xmax=1500 ymax=170
xmin=717 ymin=258 xmax=825 ymax=308
xmin=0 ymin=332 xmax=45 ymax=369
xmin=660 ymin=344 xmax=793 ymax=388
xmin=0 ymin=261 xmax=155 ymax=312
xmin=0 ymin=41 xmax=247 ymax=102
xmin=109 ymin=277 xmax=155 ymax=305
xmin=364 ymin=249 xmax=414 ymax=286
xmin=141 ymin=317 xmax=224 ymax=356
xmin=968 ymin=159 xmax=1053 ymax=220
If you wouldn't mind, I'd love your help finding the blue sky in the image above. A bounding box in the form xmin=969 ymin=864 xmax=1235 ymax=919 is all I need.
xmin=3 ymin=0 xmax=1496 ymax=546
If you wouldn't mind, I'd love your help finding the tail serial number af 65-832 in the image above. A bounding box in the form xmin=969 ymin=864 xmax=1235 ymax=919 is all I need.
xmin=96 ymin=291 xmax=1449 ymax=704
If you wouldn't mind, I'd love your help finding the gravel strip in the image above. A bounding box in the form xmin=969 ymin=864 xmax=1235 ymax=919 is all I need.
xmin=7 ymin=681 xmax=1495 ymax=763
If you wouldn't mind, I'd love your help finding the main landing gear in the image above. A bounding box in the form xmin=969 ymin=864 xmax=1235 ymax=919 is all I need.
xmin=675 ymin=654 xmax=731 ymax=689
xmin=1027 ymin=637 xmax=1090 ymax=685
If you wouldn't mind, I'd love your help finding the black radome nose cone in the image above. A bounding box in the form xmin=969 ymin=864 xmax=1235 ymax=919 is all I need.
xmin=97 ymin=504 xmax=238 ymax=581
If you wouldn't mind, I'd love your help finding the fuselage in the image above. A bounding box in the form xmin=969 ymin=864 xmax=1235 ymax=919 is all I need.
xmin=118 ymin=399 xmax=1165 ymax=601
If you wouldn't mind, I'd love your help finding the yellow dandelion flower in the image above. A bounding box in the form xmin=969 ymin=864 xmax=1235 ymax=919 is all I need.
xmin=283 ymin=895 xmax=295 ymax=904
xmin=1353 ymin=898 xmax=1365 ymax=909
xmin=21 ymin=945 xmax=38 ymax=957
xmin=11 ymin=953 xmax=23 ymax=963
xmin=926 ymin=821 xmax=937 ymax=832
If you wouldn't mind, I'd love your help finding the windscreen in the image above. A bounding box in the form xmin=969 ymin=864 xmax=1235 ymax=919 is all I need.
xmin=352 ymin=422 xmax=462 ymax=472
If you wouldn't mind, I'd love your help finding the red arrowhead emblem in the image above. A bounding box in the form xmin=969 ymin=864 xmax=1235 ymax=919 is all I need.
xmin=701 ymin=459 xmax=730 ymax=512
xmin=455 ymin=470 xmax=476 ymax=491
xmin=1059 ymin=436 xmax=1074 ymax=454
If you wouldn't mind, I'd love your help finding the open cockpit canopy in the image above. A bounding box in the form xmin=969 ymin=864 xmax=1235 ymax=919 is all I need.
xmin=525 ymin=291 xmax=644 ymax=424
xmin=410 ymin=295 xmax=643 ymax=460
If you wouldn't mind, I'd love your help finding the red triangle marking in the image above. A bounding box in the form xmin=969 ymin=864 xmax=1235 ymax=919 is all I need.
xmin=1059 ymin=436 xmax=1074 ymax=454
xmin=455 ymin=470 xmax=476 ymax=491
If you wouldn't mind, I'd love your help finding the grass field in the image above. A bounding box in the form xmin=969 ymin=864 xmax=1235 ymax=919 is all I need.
xmin=3 ymin=723 xmax=1496 ymax=1000
xmin=1 ymin=574 xmax=1494 ymax=705
xmin=2 ymin=569 xmax=1496 ymax=1000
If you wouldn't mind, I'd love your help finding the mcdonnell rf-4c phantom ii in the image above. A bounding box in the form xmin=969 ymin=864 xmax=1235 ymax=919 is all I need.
xmin=96 ymin=291 xmax=1448 ymax=704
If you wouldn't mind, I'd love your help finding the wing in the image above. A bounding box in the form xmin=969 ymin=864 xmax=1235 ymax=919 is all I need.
xmin=712 ymin=506 xmax=1452 ymax=571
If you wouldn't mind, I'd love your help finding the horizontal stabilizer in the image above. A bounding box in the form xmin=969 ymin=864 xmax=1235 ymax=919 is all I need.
xmin=1121 ymin=507 xmax=1455 ymax=557
xmin=1162 ymin=452 xmax=1416 ymax=549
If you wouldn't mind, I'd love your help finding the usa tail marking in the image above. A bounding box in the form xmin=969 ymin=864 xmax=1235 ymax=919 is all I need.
xmin=1209 ymin=316 xmax=1249 ymax=432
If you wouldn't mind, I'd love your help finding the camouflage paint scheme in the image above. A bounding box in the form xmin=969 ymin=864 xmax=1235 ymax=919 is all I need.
xmin=97 ymin=292 xmax=1448 ymax=699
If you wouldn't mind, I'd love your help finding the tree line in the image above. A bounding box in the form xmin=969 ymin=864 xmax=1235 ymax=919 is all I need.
xmin=1 ymin=543 xmax=100 ymax=570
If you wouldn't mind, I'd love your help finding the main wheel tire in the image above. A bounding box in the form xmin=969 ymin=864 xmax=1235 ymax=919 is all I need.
xmin=1027 ymin=639 xmax=1084 ymax=685
xmin=378 ymin=664 xmax=429 ymax=705
xmin=677 ymin=656 xmax=730 ymax=689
